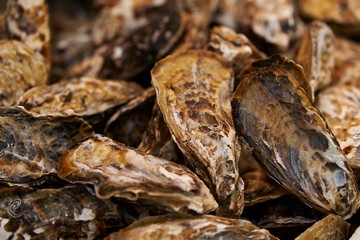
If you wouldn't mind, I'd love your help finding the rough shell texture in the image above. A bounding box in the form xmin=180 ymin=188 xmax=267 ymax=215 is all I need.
xmin=0 ymin=40 xmax=47 ymax=106
xmin=232 ymin=0 xmax=301 ymax=52
xmin=58 ymin=135 xmax=218 ymax=215
xmin=239 ymin=54 xmax=313 ymax=102
xmin=137 ymin=102 xmax=183 ymax=163
xmin=231 ymin=67 xmax=359 ymax=218
xmin=6 ymin=0 xmax=51 ymax=69
xmin=17 ymin=77 xmax=143 ymax=121
xmin=104 ymin=87 xmax=155 ymax=147
xmin=104 ymin=214 xmax=278 ymax=240
xmin=316 ymin=84 xmax=360 ymax=169
xmin=207 ymin=25 xmax=266 ymax=78
xmin=295 ymin=214 xmax=350 ymax=240
xmin=294 ymin=20 xmax=334 ymax=93
xmin=0 ymin=107 xmax=93 ymax=185
xmin=151 ymin=50 xmax=242 ymax=215
xmin=69 ymin=0 xmax=185 ymax=80
xmin=0 ymin=185 xmax=125 ymax=239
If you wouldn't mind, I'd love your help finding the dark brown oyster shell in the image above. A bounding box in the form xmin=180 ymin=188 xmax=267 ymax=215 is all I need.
xmin=232 ymin=67 xmax=359 ymax=218
xmin=295 ymin=214 xmax=350 ymax=240
xmin=0 ymin=107 xmax=93 ymax=185
xmin=104 ymin=87 xmax=155 ymax=147
xmin=239 ymin=54 xmax=313 ymax=102
xmin=0 ymin=40 xmax=47 ymax=106
xmin=68 ymin=0 xmax=186 ymax=80
xmin=151 ymin=50 xmax=243 ymax=216
xmin=58 ymin=135 xmax=218 ymax=215
xmin=316 ymin=84 xmax=360 ymax=169
xmin=294 ymin=20 xmax=335 ymax=93
xmin=6 ymin=0 xmax=51 ymax=69
xmin=0 ymin=185 xmax=126 ymax=239
xmin=17 ymin=77 xmax=143 ymax=128
xmin=104 ymin=214 xmax=279 ymax=240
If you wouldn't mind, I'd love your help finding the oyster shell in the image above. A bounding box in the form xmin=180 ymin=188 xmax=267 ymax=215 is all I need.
xmin=69 ymin=0 xmax=186 ymax=80
xmin=0 ymin=107 xmax=93 ymax=185
xmin=17 ymin=77 xmax=143 ymax=127
xmin=6 ymin=0 xmax=51 ymax=69
xmin=0 ymin=185 xmax=125 ymax=239
xmin=104 ymin=214 xmax=278 ymax=240
xmin=151 ymin=50 xmax=242 ymax=215
xmin=58 ymin=135 xmax=218 ymax=214
xmin=207 ymin=25 xmax=266 ymax=80
xmin=239 ymin=54 xmax=313 ymax=102
xmin=231 ymin=67 xmax=359 ymax=218
xmin=0 ymin=40 xmax=47 ymax=106
xmin=294 ymin=21 xmax=335 ymax=93
xmin=104 ymin=87 xmax=155 ymax=147
xmin=295 ymin=214 xmax=350 ymax=240
xmin=316 ymin=84 xmax=360 ymax=169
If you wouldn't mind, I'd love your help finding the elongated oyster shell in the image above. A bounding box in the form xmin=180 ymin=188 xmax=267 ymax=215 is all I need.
xmin=231 ymin=67 xmax=359 ymax=218
xmin=69 ymin=0 xmax=185 ymax=80
xmin=0 ymin=107 xmax=93 ymax=184
xmin=105 ymin=87 xmax=155 ymax=147
xmin=6 ymin=0 xmax=51 ymax=69
xmin=0 ymin=40 xmax=47 ymax=106
xmin=294 ymin=21 xmax=334 ymax=93
xmin=295 ymin=214 xmax=349 ymax=240
xmin=58 ymin=135 xmax=217 ymax=214
xmin=316 ymin=84 xmax=360 ymax=169
xmin=105 ymin=214 xmax=278 ymax=240
xmin=239 ymin=54 xmax=313 ymax=102
xmin=151 ymin=50 xmax=242 ymax=215
xmin=0 ymin=185 xmax=125 ymax=239
xmin=17 ymin=77 xmax=142 ymax=125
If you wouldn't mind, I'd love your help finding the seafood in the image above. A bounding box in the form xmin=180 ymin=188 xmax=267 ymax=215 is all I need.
xmin=58 ymin=135 xmax=218 ymax=214
xmin=232 ymin=67 xmax=359 ymax=218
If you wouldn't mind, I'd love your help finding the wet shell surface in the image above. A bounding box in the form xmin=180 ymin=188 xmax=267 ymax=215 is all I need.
xmin=105 ymin=214 xmax=278 ymax=240
xmin=294 ymin=20 xmax=334 ymax=93
xmin=231 ymin=67 xmax=359 ymax=218
xmin=316 ymin=84 xmax=360 ymax=169
xmin=295 ymin=214 xmax=350 ymax=240
xmin=0 ymin=107 xmax=93 ymax=185
xmin=0 ymin=185 xmax=124 ymax=239
xmin=17 ymin=77 xmax=143 ymax=120
xmin=0 ymin=40 xmax=47 ymax=106
xmin=58 ymin=135 xmax=218 ymax=214
xmin=151 ymin=50 xmax=241 ymax=211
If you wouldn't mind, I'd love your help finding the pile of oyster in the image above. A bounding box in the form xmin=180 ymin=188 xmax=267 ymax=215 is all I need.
xmin=0 ymin=0 xmax=360 ymax=239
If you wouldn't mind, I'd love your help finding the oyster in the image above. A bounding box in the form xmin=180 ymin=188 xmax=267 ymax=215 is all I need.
xmin=231 ymin=67 xmax=359 ymax=218
xmin=6 ymin=0 xmax=51 ymax=69
xmin=0 ymin=40 xmax=47 ymax=106
xmin=239 ymin=54 xmax=313 ymax=102
xmin=0 ymin=107 xmax=93 ymax=185
xmin=17 ymin=77 xmax=143 ymax=128
xmin=105 ymin=214 xmax=278 ymax=240
xmin=104 ymin=87 xmax=155 ymax=147
xmin=294 ymin=21 xmax=335 ymax=93
xmin=295 ymin=214 xmax=349 ymax=240
xmin=69 ymin=0 xmax=186 ymax=80
xmin=207 ymin=25 xmax=266 ymax=80
xmin=58 ymin=135 xmax=218 ymax=214
xmin=0 ymin=185 xmax=125 ymax=239
xmin=151 ymin=50 xmax=242 ymax=216
xmin=316 ymin=84 xmax=360 ymax=169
